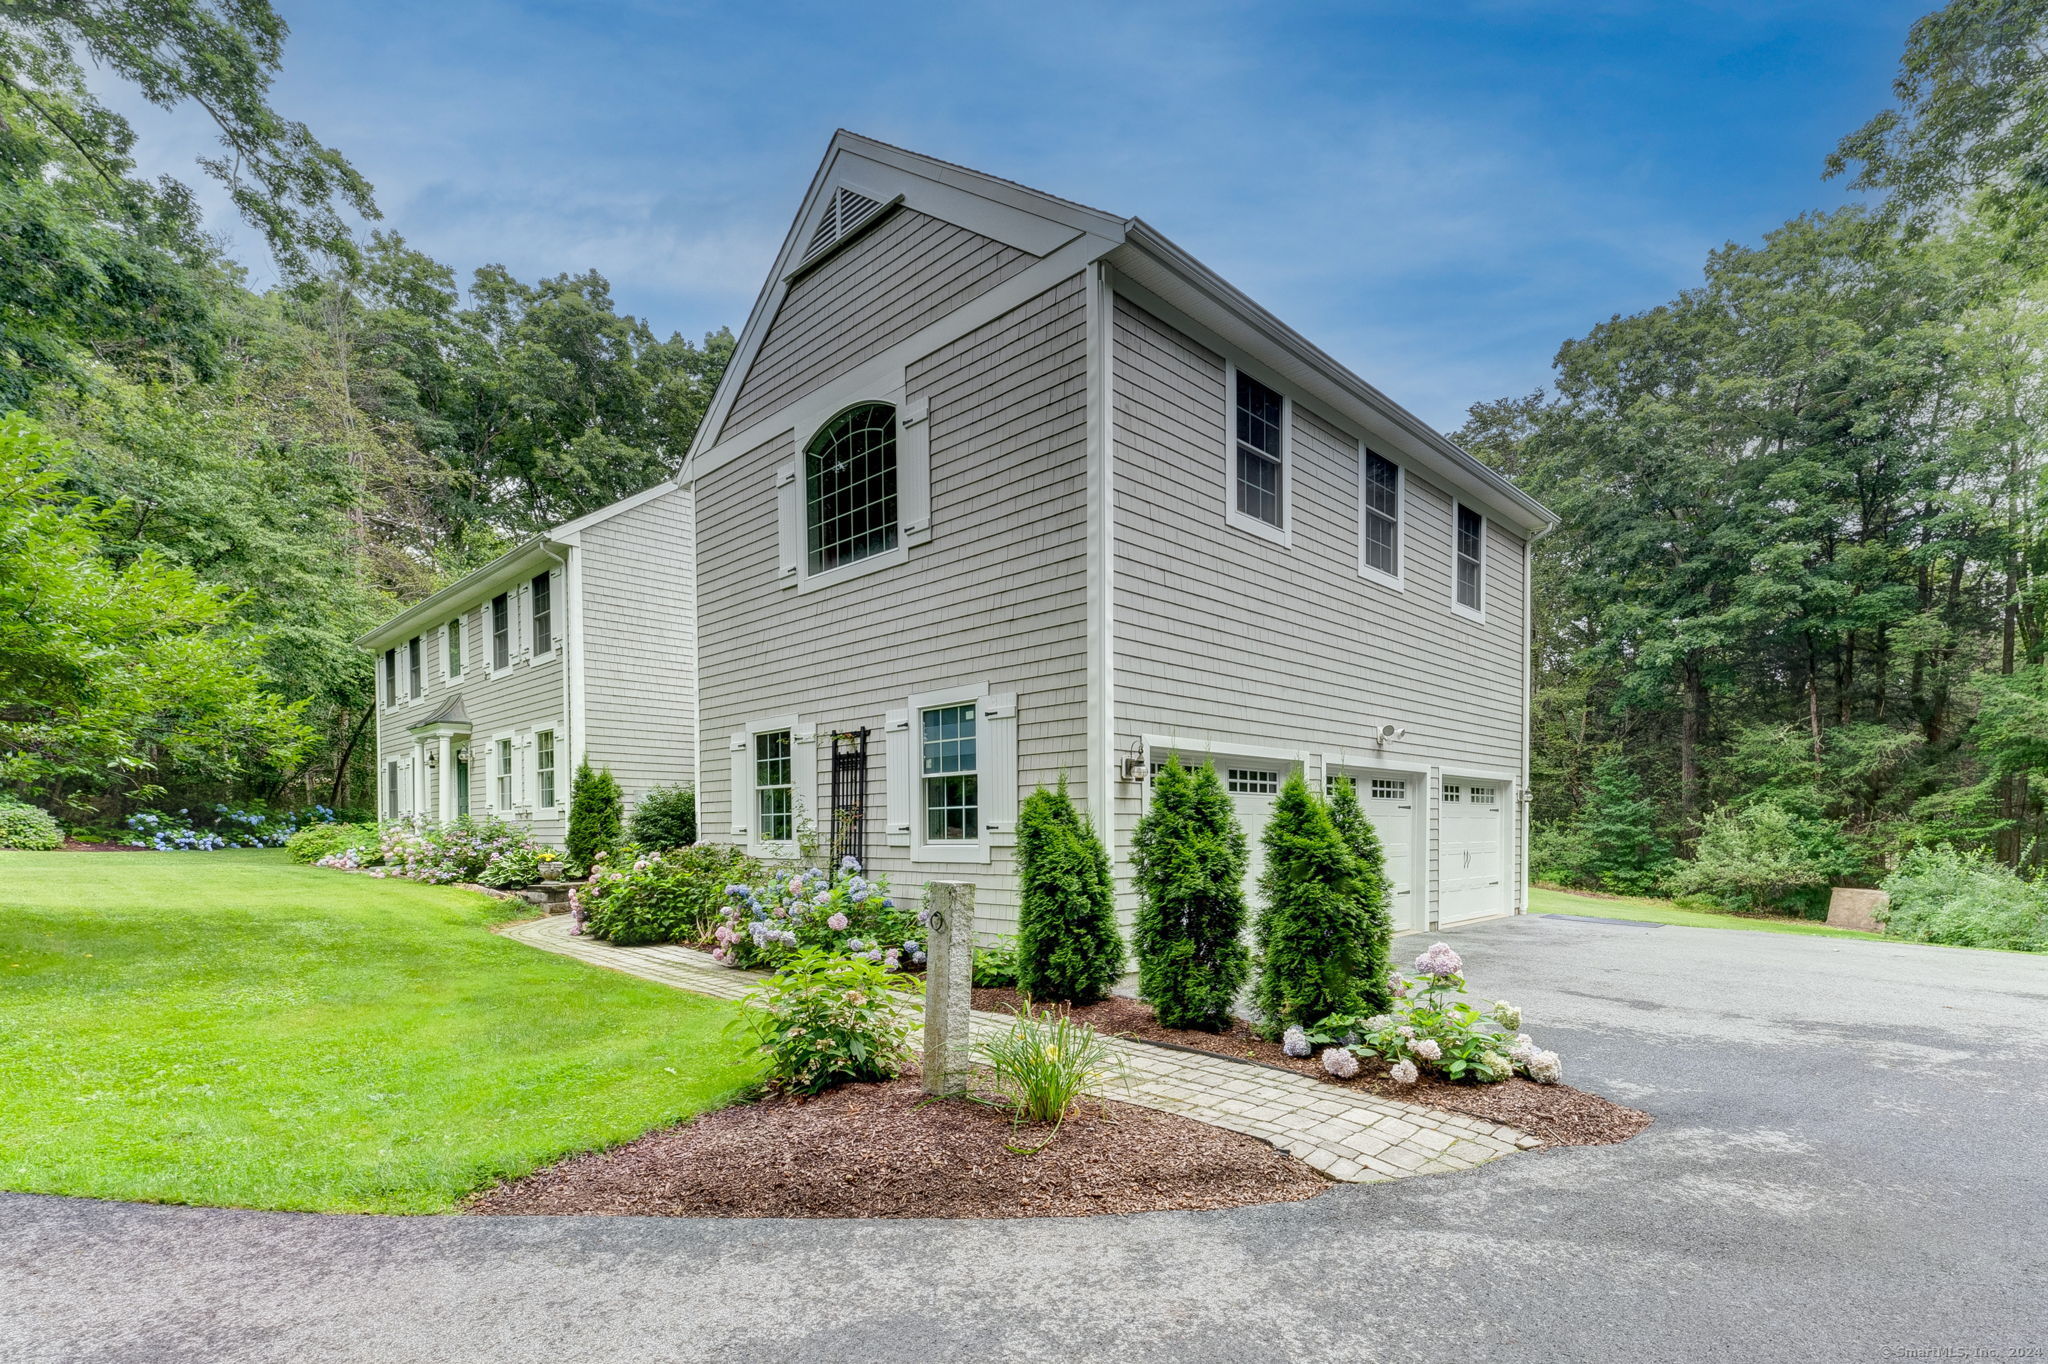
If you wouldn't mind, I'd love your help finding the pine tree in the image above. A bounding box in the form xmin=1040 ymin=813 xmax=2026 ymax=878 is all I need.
xmin=1327 ymin=779 xmax=1395 ymax=1016
xmin=1574 ymin=756 xmax=1670 ymax=894
xmin=566 ymin=761 xmax=623 ymax=870
xmin=1253 ymin=773 xmax=1368 ymax=1033
xmin=1015 ymin=776 xmax=1125 ymax=1004
xmin=1132 ymin=758 xmax=1252 ymax=1030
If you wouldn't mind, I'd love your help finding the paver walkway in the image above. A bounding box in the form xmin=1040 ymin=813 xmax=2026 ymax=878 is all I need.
xmin=500 ymin=912 xmax=1536 ymax=1182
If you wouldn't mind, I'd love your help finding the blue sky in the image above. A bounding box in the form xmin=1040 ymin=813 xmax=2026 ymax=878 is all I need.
xmin=110 ymin=0 xmax=1928 ymax=431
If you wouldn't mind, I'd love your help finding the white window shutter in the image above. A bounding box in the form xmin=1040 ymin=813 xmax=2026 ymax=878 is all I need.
xmin=884 ymin=709 xmax=912 ymax=844
xmin=793 ymin=723 xmax=818 ymax=835
xmin=776 ymin=460 xmax=801 ymax=586
xmin=899 ymin=395 xmax=932 ymax=546
xmin=729 ymin=734 xmax=751 ymax=838
xmin=982 ymin=693 xmax=1019 ymax=839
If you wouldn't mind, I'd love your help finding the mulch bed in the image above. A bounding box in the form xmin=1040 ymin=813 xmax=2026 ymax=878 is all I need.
xmin=466 ymin=1078 xmax=1328 ymax=1219
xmin=53 ymin=839 xmax=146 ymax=852
xmin=972 ymin=988 xmax=1651 ymax=1148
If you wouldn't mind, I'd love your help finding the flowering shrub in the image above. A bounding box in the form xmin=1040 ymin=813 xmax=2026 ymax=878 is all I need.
xmin=1310 ymin=942 xmax=1561 ymax=1086
xmin=735 ymin=948 xmax=919 ymax=1094
xmin=0 ymin=801 xmax=63 ymax=850
xmin=714 ymin=858 xmax=919 ymax=971
xmin=126 ymin=804 xmax=338 ymax=852
xmin=576 ymin=843 xmax=763 ymax=946
xmin=286 ymin=821 xmax=374 ymax=864
xmin=316 ymin=817 xmax=554 ymax=888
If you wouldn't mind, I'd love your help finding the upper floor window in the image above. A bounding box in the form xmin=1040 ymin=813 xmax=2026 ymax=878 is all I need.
xmin=921 ymin=703 xmax=978 ymax=841
xmin=1454 ymin=504 xmax=1485 ymax=615
xmin=530 ymin=571 xmax=553 ymax=655
xmin=755 ymin=730 xmax=794 ymax=842
xmin=1233 ymin=371 xmax=1285 ymax=531
xmin=491 ymin=592 xmax=511 ymax=670
xmin=806 ymin=403 xmax=898 ymax=575
xmin=1362 ymin=449 xmax=1401 ymax=580
xmin=407 ymin=636 xmax=423 ymax=699
xmin=382 ymin=648 xmax=397 ymax=706
xmin=445 ymin=618 xmax=463 ymax=681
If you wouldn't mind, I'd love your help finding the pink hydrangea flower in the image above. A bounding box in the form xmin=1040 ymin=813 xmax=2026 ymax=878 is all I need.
xmin=1321 ymin=1046 xmax=1360 ymax=1079
xmin=827 ymin=912 xmax=849 ymax=931
xmin=1414 ymin=942 xmax=1464 ymax=978
xmin=1412 ymin=1037 xmax=1443 ymax=1063
xmin=1389 ymin=1059 xmax=1419 ymax=1085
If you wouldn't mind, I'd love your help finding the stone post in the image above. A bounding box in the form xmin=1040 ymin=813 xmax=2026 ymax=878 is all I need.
xmin=922 ymin=880 xmax=975 ymax=1096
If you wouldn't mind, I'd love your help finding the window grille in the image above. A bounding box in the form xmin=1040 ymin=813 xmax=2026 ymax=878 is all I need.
xmin=535 ymin=730 xmax=557 ymax=809
xmin=1235 ymin=371 xmax=1284 ymax=527
xmin=1469 ymin=785 xmax=1497 ymax=805
xmin=1227 ymin=768 xmax=1280 ymax=795
xmin=922 ymin=703 xmax=978 ymax=840
xmin=755 ymin=730 xmax=794 ymax=843
xmin=407 ymin=636 xmax=423 ymax=699
xmin=1456 ymin=505 xmax=1484 ymax=611
xmin=806 ymin=404 xmax=899 ymax=574
xmin=1444 ymin=783 xmax=1462 ymax=802
xmin=531 ymin=571 xmax=552 ymax=655
xmin=1363 ymin=450 xmax=1400 ymax=576
xmin=1370 ymin=777 xmax=1407 ymax=800
xmin=445 ymin=619 xmax=463 ymax=679
xmin=491 ymin=593 xmax=511 ymax=670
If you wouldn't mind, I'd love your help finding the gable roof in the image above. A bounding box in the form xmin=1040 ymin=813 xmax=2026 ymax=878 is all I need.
xmin=682 ymin=132 xmax=1553 ymax=536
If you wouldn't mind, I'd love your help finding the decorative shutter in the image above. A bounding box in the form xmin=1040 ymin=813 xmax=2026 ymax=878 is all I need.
xmin=982 ymin=693 xmax=1019 ymax=839
xmin=884 ymin=709 xmax=912 ymax=845
xmin=793 ymin=723 xmax=818 ymax=834
xmin=776 ymin=461 xmax=801 ymax=586
xmin=729 ymin=734 xmax=751 ymax=838
xmin=899 ymin=395 xmax=932 ymax=546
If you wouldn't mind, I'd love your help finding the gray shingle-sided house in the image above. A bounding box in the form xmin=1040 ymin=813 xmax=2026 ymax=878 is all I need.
xmin=360 ymin=131 xmax=1556 ymax=935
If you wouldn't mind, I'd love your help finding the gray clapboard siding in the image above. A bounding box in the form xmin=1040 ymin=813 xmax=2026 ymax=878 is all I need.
xmin=576 ymin=486 xmax=695 ymax=812
xmin=697 ymin=274 xmax=1092 ymax=933
xmin=724 ymin=209 xmax=1033 ymax=434
xmin=1108 ymin=294 xmax=1528 ymax=907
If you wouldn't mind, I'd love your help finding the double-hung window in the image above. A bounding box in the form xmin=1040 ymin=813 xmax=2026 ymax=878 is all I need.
xmin=534 ymin=729 xmax=557 ymax=809
xmin=1454 ymin=503 xmax=1485 ymax=616
xmin=755 ymin=730 xmax=794 ymax=842
xmin=805 ymin=403 xmax=899 ymax=574
xmin=921 ymin=703 xmax=978 ymax=841
xmin=494 ymin=737 xmax=515 ymax=809
xmin=491 ymin=593 xmax=511 ymax=671
xmin=407 ymin=636 xmax=423 ymax=699
xmin=1361 ymin=449 xmax=1401 ymax=581
xmin=1232 ymin=370 xmax=1286 ymax=533
xmin=386 ymin=760 xmax=400 ymax=815
xmin=382 ymin=648 xmax=398 ymax=706
xmin=445 ymin=618 xmax=463 ymax=681
xmin=530 ymin=571 xmax=552 ymax=655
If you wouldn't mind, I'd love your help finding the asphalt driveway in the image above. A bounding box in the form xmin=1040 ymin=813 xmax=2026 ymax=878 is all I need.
xmin=6 ymin=916 xmax=2046 ymax=1364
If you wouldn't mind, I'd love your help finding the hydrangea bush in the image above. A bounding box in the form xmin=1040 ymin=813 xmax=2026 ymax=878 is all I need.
xmin=316 ymin=817 xmax=554 ymax=888
xmin=713 ymin=858 xmax=920 ymax=971
xmin=126 ymin=804 xmax=338 ymax=852
xmin=734 ymin=948 xmax=919 ymax=1094
xmin=574 ymin=843 xmax=762 ymax=945
xmin=0 ymin=801 xmax=64 ymax=850
xmin=1309 ymin=942 xmax=1563 ymax=1086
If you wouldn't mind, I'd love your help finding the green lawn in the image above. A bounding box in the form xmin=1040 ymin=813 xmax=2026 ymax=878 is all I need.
xmin=0 ymin=850 xmax=760 ymax=1213
xmin=1529 ymin=884 xmax=1891 ymax=941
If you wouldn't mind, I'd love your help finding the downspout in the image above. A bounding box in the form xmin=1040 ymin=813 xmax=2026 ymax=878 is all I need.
xmin=1083 ymin=260 xmax=1118 ymax=874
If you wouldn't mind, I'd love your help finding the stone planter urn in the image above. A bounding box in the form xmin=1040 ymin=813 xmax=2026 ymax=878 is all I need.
xmin=537 ymin=859 xmax=564 ymax=882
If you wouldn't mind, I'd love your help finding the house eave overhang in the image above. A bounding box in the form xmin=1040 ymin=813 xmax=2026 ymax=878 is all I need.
xmin=1108 ymin=220 xmax=1558 ymax=538
xmin=353 ymin=537 xmax=564 ymax=653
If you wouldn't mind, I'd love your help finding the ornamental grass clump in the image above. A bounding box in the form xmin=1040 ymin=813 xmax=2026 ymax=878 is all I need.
xmin=736 ymin=949 xmax=919 ymax=1095
xmin=1253 ymin=774 xmax=1371 ymax=1033
xmin=1014 ymin=777 xmax=1124 ymax=1004
xmin=715 ymin=858 xmax=918 ymax=970
xmin=975 ymin=1008 xmax=1124 ymax=1134
xmin=1132 ymin=758 xmax=1252 ymax=1030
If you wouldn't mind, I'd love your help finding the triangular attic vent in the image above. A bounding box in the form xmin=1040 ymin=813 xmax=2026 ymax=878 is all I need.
xmin=805 ymin=187 xmax=886 ymax=259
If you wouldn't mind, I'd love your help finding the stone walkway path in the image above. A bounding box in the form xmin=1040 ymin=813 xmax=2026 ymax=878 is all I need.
xmin=499 ymin=913 xmax=1537 ymax=1183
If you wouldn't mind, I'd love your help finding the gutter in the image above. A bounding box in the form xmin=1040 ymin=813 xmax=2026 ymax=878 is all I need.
xmin=353 ymin=536 xmax=558 ymax=652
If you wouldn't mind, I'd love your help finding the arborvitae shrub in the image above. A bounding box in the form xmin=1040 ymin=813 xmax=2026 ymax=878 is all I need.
xmin=1014 ymin=776 xmax=1124 ymax=1004
xmin=566 ymin=761 xmax=623 ymax=870
xmin=1253 ymin=773 xmax=1369 ymax=1033
xmin=628 ymin=784 xmax=697 ymax=849
xmin=1327 ymin=779 xmax=1395 ymax=1016
xmin=1131 ymin=758 xmax=1251 ymax=1030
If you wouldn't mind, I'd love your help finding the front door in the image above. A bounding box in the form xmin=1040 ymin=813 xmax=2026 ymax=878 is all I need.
xmin=455 ymin=753 xmax=471 ymax=818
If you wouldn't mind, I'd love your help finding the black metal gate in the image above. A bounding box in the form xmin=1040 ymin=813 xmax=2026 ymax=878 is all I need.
xmin=829 ymin=728 xmax=869 ymax=867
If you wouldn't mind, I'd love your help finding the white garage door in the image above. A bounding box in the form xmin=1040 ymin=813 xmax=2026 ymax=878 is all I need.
xmin=1221 ymin=764 xmax=1285 ymax=905
xmin=1333 ymin=770 xmax=1422 ymax=932
xmin=1440 ymin=778 xmax=1507 ymax=924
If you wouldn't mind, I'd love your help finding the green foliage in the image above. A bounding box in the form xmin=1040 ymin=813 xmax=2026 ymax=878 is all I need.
xmin=284 ymin=820 xmax=369 ymax=864
xmin=1014 ymin=777 xmax=1124 ymax=1005
xmin=579 ymin=844 xmax=762 ymax=947
xmin=975 ymin=1009 xmax=1124 ymax=1131
xmin=736 ymin=949 xmax=917 ymax=1095
xmin=0 ymin=801 xmax=63 ymax=850
xmin=565 ymin=762 xmax=623 ymax=870
xmin=1130 ymin=758 xmax=1252 ymax=1030
xmin=1326 ymin=779 xmax=1395 ymax=1015
xmin=1880 ymin=846 xmax=2048 ymax=952
xmin=971 ymin=936 xmax=1021 ymax=989
xmin=627 ymin=783 xmax=697 ymax=850
xmin=1252 ymin=774 xmax=1369 ymax=1034
xmin=1316 ymin=952 xmax=1544 ymax=1086
xmin=1554 ymin=757 xmax=1673 ymax=895
xmin=711 ymin=862 xmax=916 ymax=971
xmin=1665 ymin=799 xmax=1855 ymax=916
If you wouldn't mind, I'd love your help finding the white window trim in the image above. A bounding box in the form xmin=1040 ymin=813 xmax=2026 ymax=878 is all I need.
xmin=734 ymin=715 xmax=814 ymax=858
xmin=778 ymin=390 xmax=932 ymax=595
xmin=381 ymin=649 xmax=398 ymax=710
xmin=1222 ymin=360 xmax=1293 ymax=548
xmin=1357 ymin=444 xmax=1406 ymax=591
xmin=904 ymin=683 xmax=996 ymax=865
xmin=487 ymin=592 xmax=516 ymax=678
xmin=406 ymin=635 xmax=425 ymax=702
xmin=532 ymin=726 xmax=562 ymax=816
xmin=530 ymin=571 xmax=555 ymax=658
xmin=487 ymin=731 xmax=517 ymax=813
xmin=1451 ymin=499 xmax=1487 ymax=623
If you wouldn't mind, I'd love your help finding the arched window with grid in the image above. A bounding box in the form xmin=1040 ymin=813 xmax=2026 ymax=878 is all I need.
xmin=804 ymin=403 xmax=899 ymax=574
